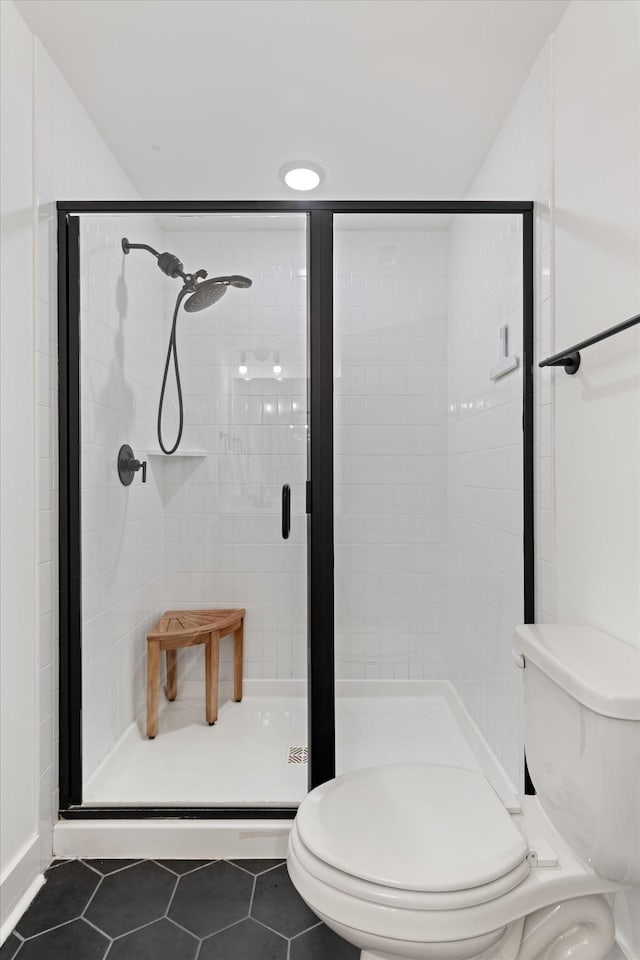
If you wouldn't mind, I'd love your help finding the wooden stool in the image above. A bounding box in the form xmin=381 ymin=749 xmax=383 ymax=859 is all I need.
xmin=146 ymin=609 xmax=245 ymax=738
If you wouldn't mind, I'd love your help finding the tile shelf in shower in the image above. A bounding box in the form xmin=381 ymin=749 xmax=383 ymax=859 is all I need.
xmin=146 ymin=449 xmax=207 ymax=458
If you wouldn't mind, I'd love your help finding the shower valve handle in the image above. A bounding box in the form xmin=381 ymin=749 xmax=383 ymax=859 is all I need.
xmin=131 ymin=459 xmax=147 ymax=483
xmin=117 ymin=444 xmax=147 ymax=486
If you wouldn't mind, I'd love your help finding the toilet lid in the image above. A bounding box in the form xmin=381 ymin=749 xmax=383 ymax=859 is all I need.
xmin=296 ymin=764 xmax=529 ymax=893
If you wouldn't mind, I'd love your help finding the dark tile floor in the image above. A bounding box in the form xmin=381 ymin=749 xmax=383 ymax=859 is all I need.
xmin=0 ymin=858 xmax=359 ymax=960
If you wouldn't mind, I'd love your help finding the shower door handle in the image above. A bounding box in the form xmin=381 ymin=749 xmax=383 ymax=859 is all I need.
xmin=281 ymin=484 xmax=291 ymax=540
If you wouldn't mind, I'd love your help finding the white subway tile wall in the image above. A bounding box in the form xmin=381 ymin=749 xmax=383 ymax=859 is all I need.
xmin=159 ymin=224 xmax=308 ymax=683
xmin=80 ymin=216 xmax=166 ymax=781
xmin=334 ymin=226 xmax=449 ymax=683
xmin=446 ymin=213 xmax=525 ymax=786
xmin=455 ymin=43 xmax=555 ymax=786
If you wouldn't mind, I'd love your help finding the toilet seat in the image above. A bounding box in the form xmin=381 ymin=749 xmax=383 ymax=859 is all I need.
xmin=295 ymin=763 xmax=530 ymax=908
xmin=288 ymin=769 xmax=626 ymax=953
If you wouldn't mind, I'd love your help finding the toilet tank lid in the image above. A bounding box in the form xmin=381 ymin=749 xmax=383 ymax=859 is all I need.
xmin=515 ymin=625 xmax=640 ymax=720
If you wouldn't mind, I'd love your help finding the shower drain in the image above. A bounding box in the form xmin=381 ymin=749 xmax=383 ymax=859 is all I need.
xmin=288 ymin=746 xmax=309 ymax=764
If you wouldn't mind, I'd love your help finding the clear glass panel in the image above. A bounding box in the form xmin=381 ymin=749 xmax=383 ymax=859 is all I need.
xmin=334 ymin=213 xmax=524 ymax=791
xmin=79 ymin=212 xmax=308 ymax=806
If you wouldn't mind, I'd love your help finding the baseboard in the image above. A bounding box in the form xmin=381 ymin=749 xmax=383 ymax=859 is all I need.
xmin=54 ymin=819 xmax=291 ymax=861
xmin=0 ymin=835 xmax=44 ymax=945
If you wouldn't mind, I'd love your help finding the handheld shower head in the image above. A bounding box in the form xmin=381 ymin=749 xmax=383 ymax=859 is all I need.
xmin=183 ymin=275 xmax=253 ymax=313
xmin=122 ymin=235 xmax=253 ymax=452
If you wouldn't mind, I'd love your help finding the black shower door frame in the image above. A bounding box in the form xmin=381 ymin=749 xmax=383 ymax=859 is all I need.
xmin=57 ymin=199 xmax=535 ymax=819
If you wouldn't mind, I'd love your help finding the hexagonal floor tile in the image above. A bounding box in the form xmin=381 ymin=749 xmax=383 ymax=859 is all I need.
xmin=290 ymin=923 xmax=360 ymax=959
xmin=200 ymin=918 xmax=287 ymax=960
xmin=230 ymin=859 xmax=284 ymax=875
xmin=16 ymin=919 xmax=108 ymax=960
xmin=251 ymin=864 xmax=318 ymax=938
xmin=15 ymin=862 xmax=101 ymax=938
xmin=85 ymin=861 xmax=175 ymax=938
xmin=107 ymin=918 xmax=198 ymax=960
xmin=155 ymin=860 xmax=214 ymax=876
xmin=168 ymin=861 xmax=252 ymax=938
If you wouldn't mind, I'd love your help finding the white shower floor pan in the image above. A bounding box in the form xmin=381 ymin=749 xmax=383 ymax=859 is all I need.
xmin=56 ymin=680 xmax=519 ymax=860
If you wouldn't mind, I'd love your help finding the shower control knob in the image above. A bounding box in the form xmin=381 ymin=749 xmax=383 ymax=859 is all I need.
xmin=117 ymin=444 xmax=147 ymax=486
xmin=130 ymin=458 xmax=147 ymax=483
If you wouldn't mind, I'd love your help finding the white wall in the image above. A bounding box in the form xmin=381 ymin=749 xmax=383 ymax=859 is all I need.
xmin=334 ymin=226 xmax=449 ymax=681
xmin=553 ymin=0 xmax=640 ymax=643
xmin=0 ymin=0 xmax=39 ymax=935
xmin=32 ymin=30 xmax=142 ymax=868
xmin=552 ymin=2 xmax=640 ymax=953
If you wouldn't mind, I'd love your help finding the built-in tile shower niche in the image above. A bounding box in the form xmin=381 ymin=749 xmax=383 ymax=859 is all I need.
xmin=60 ymin=205 xmax=531 ymax=813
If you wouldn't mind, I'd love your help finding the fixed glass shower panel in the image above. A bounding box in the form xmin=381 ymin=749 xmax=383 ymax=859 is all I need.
xmin=334 ymin=213 xmax=525 ymax=788
xmin=78 ymin=213 xmax=308 ymax=806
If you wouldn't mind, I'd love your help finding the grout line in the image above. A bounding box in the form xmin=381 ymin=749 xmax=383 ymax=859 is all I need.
xmin=109 ymin=914 xmax=171 ymax=941
xmin=290 ymin=920 xmax=322 ymax=939
xmin=252 ymin=915 xmax=307 ymax=942
xmin=81 ymin=859 xmax=144 ymax=877
xmin=254 ymin=860 xmax=286 ymax=876
xmin=247 ymin=873 xmax=257 ymax=921
xmin=81 ymin=914 xmax=113 ymax=944
xmin=195 ymin=916 xmax=248 ymax=942
xmin=163 ymin=875 xmax=181 ymax=918
xmin=165 ymin=914 xmax=202 ymax=941
xmin=79 ymin=871 xmax=104 ymax=918
xmin=18 ymin=916 xmax=78 ymax=941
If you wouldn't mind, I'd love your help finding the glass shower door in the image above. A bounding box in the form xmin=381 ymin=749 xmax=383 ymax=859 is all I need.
xmin=75 ymin=211 xmax=310 ymax=808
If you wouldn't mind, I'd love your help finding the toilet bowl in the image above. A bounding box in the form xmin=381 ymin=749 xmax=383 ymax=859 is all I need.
xmin=287 ymin=762 xmax=621 ymax=960
xmin=287 ymin=626 xmax=639 ymax=960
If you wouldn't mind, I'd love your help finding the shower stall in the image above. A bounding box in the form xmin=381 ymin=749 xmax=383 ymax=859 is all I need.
xmin=57 ymin=201 xmax=533 ymax=817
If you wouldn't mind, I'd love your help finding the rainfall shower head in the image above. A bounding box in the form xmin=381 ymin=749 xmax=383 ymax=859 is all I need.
xmin=183 ymin=275 xmax=253 ymax=313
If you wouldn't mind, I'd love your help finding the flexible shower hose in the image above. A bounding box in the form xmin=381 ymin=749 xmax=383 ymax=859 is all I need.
xmin=157 ymin=287 xmax=188 ymax=454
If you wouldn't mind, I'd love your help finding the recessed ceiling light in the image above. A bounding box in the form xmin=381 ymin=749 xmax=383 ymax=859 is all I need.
xmin=280 ymin=161 xmax=324 ymax=192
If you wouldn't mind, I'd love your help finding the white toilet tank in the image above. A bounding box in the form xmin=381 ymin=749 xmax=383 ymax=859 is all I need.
xmin=515 ymin=624 xmax=640 ymax=885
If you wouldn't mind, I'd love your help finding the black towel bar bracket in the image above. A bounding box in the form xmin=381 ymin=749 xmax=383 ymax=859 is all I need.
xmin=539 ymin=312 xmax=640 ymax=375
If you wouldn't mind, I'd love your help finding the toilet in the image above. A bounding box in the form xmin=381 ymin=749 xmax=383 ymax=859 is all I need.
xmin=287 ymin=625 xmax=640 ymax=959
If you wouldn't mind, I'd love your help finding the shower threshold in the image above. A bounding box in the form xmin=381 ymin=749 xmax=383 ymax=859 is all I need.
xmin=57 ymin=680 xmax=519 ymax=858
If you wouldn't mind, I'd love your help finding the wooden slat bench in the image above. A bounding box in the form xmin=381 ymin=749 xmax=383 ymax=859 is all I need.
xmin=146 ymin=608 xmax=245 ymax=738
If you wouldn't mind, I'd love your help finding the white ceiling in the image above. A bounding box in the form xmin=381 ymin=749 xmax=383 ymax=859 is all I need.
xmin=16 ymin=0 xmax=568 ymax=201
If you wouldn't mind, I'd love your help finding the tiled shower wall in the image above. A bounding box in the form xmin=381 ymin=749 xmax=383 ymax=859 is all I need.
xmin=446 ymin=214 xmax=525 ymax=786
xmin=160 ymin=226 xmax=308 ymax=682
xmin=447 ymin=43 xmax=554 ymax=789
xmin=334 ymin=227 xmax=449 ymax=679
xmin=80 ymin=217 xmax=166 ymax=782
